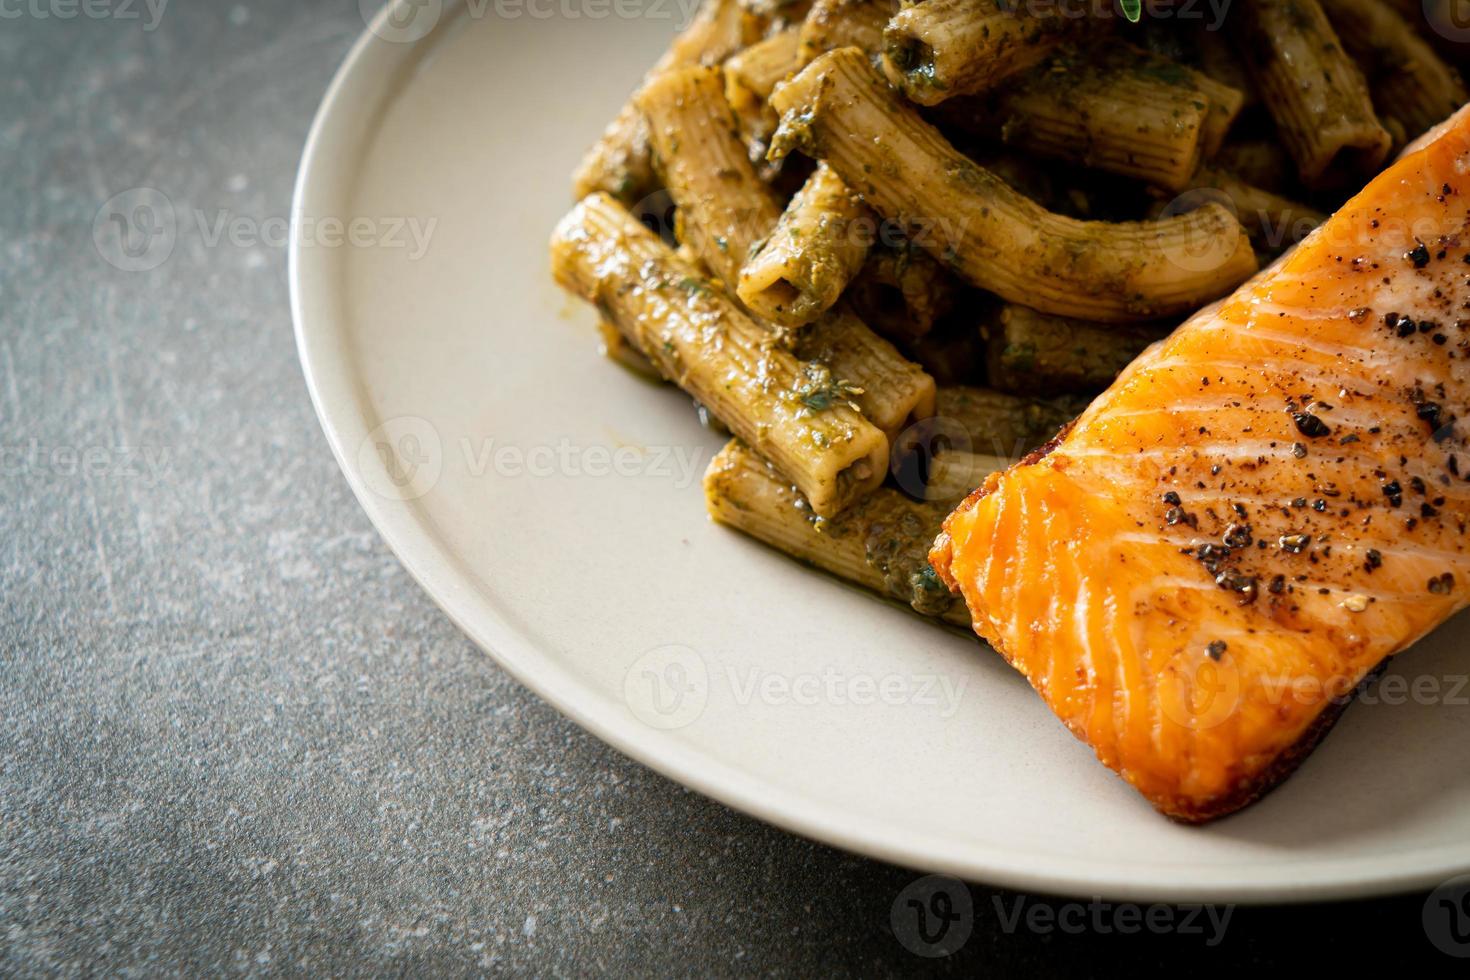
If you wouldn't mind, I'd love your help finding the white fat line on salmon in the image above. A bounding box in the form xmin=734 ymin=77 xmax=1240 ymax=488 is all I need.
xmin=991 ymin=896 xmax=1233 ymax=945
xmin=722 ymin=666 xmax=968 ymax=717
xmin=1117 ymin=520 xmax=1470 ymax=571
xmin=1061 ymin=440 xmax=1300 ymax=463
xmin=1102 ymin=400 xmax=1388 ymax=431
xmin=1131 ymin=355 xmax=1411 ymax=392
xmin=1338 ymin=542 xmax=1470 ymax=567
xmin=1110 ymin=482 xmax=1470 ymax=514
xmin=1154 ymin=576 xmax=1406 ymax=605
xmin=1202 ymin=323 xmax=1391 ymax=367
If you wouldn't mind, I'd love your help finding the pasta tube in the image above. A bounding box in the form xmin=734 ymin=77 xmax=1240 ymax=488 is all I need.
xmin=1212 ymin=140 xmax=1292 ymax=193
xmin=726 ymin=27 xmax=801 ymax=111
xmin=596 ymin=319 xmax=662 ymax=381
xmin=928 ymin=385 xmax=1080 ymax=459
xmin=571 ymin=0 xmax=757 ymax=203
xmin=1229 ymin=0 xmax=1391 ymax=185
xmin=1195 ymin=28 xmax=1258 ymax=110
xmin=982 ymin=304 xmax=1167 ymax=395
xmin=796 ymin=0 xmax=896 ymax=68
xmin=738 ymin=162 xmax=873 ymax=326
xmin=903 ymin=323 xmax=984 ymax=388
xmin=792 ymin=308 xmax=938 ymax=444
xmin=551 ymin=194 xmax=886 ymax=516
xmin=704 ymin=440 xmax=970 ymax=624
xmin=846 ymin=240 xmax=959 ymax=341
xmin=768 ymin=47 xmax=1258 ymax=323
xmin=1194 ymin=72 xmax=1247 ymax=161
xmin=1322 ymin=0 xmax=1467 ymax=146
xmin=880 ymin=0 xmax=1079 ymax=105
xmin=926 ymin=450 xmax=1009 ymax=502
xmin=739 ymin=0 xmax=814 ymax=23
xmin=1155 ymin=168 xmax=1327 ymax=253
xmin=725 ymin=27 xmax=802 ymax=165
xmin=637 ymin=64 xmax=934 ymax=442
xmin=970 ymin=43 xmax=1244 ymax=192
xmin=635 ymin=65 xmax=784 ymax=291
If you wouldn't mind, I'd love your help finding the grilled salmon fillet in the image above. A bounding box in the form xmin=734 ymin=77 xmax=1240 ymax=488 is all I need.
xmin=931 ymin=107 xmax=1470 ymax=823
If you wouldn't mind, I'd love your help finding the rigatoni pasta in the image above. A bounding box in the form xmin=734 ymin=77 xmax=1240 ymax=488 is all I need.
xmin=796 ymin=0 xmax=896 ymax=68
xmin=768 ymin=47 xmax=1258 ymax=323
xmin=959 ymin=43 xmax=1244 ymax=192
xmin=1156 ymin=168 xmax=1327 ymax=252
xmin=924 ymin=450 xmax=1009 ymax=502
xmin=928 ymin=386 xmax=1079 ymax=459
xmin=551 ymin=193 xmax=886 ymax=516
xmin=880 ymin=0 xmax=1079 ymax=105
xmin=738 ymin=162 xmax=873 ymax=326
xmin=725 ymin=27 xmax=801 ymax=111
xmin=1229 ymin=0 xmax=1391 ymax=184
xmin=635 ymin=65 xmax=782 ymax=290
xmin=571 ymin=0 xmax=757 ymax=203
xmin=637 ymin=63 xmax=934 ymax=443
xmin=790 ymin=308 xmax=937 ymax=445
xmin=846 ymin=241 xmax=958 ymax=341
xmin=982 ymin=305 xmax=1167 ymax=395
xmin=704 ymin=439 xmax=970 ymax=624
xmin=1322 ymin=0 xmax=1467 ymax=146
xmin=724 ymin=27 xmax=802 ymax=163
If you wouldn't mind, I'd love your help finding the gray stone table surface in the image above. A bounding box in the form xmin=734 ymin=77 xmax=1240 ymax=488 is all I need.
xmin=0 ymin=1 xmax=1462 ymax=974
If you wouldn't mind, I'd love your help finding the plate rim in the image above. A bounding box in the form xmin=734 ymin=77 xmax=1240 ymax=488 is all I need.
xmin=289 ymin=0 xmax=1470 ymax=904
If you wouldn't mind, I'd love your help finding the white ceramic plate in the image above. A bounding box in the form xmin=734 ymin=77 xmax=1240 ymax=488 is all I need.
xmin=292 ymin=1 xmax=1470 ymax=902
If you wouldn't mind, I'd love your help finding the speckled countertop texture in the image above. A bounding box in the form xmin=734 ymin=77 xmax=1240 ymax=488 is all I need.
xmin=0 ymin=1 xmax=1458 ymax=974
